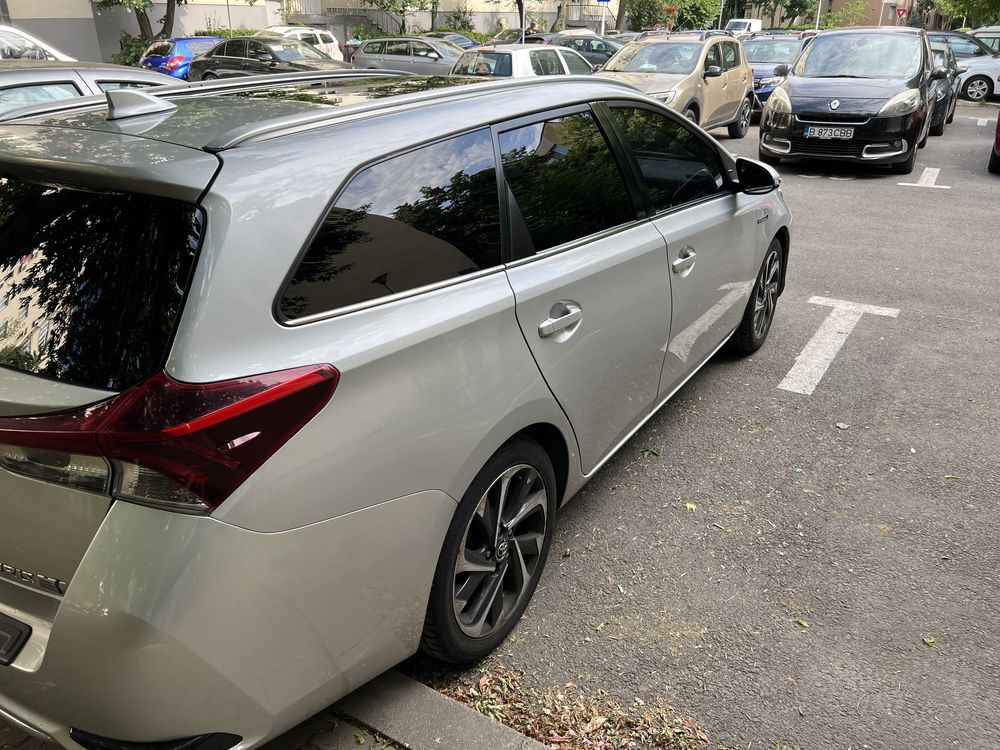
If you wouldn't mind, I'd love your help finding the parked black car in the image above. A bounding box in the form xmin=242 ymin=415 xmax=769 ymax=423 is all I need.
xmin=758 ymin=27 xmax=947 ymax=175
xmin=558 ymin=35 xmax=624 ymax=66
xmin=188 ymin=36 xmax=352 ymax=80
xmin=928 ymin=43 xmax=964 ymax=136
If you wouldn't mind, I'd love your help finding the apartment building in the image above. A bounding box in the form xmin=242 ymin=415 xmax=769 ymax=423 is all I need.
xmin=1 ymin=0 xmax=282 ymax=62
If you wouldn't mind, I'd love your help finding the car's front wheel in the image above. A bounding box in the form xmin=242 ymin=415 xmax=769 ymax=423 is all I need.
xmin=989 ymin=147 xmax=1000 ymax=175
xmin=890 ymin=143 xmax=917 ymax=175
xmin=728 ymin=97 xmax=753 ymax=139
xmin=421 ymin=437 xmax=557 ymax=664
xmin=730 ymin=239 xmax=782 ymax=354
xmin=758 ymin=147 xmax=781 ymax=166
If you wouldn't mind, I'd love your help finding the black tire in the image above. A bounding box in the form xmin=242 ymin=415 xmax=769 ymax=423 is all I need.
xmin=727 ymin=97 xmax=752 ymax=139
xmin=918 ymin=120 xmax=929 ymax=148
xmin=420 ymin=437 xmax=557 ymax=664
xmin=946 ymin=96 xmax=956 ymax=124
xmin=683 ymin=107 xmax=698 ymax=124
xmin=963 ymin=75 xmax=992 ymax=102
xmin=930 ymin=116 xmax=945 ymax=136
xmin=989 ymin=148 xmax=1000 ymax=175
xmin=201 ymin=72 xmax=218 ymax=80
xmin=890 ymin=144 xmax=917 ymax=175
xmin=758 ymin=147 xmax=781 ymax=166
xmin=730 ymin=239 xmax=782 ymax=355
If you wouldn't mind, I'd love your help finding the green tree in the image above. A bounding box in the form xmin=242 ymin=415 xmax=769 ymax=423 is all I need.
xmin=780 ymin=0 xmax=814 ymax=25
xmin=674 ymin=0 xmax=722 ymax=28
xmin=936 ymin=0 xmax=1000 ymax=24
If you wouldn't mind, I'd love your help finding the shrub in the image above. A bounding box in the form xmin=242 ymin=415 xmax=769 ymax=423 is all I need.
xmin=111 ymin=30 xmax=149 ymax=67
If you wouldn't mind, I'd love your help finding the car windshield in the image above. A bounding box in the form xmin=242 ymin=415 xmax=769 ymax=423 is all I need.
xmin=743 ymin=39 xmax=801 ymax=63
xmin=452 ymin=51 xmax=513 ymax=76
xmin=186 ymin=40 xmax=218 ymax=56
xmin=726 ymin=21 xmax=750 ymax=30
xmin=268 ymin=38 xmax=327 ymax=61
xmin=494 ymin=30 xmax=522 ymax=42
xmin=434 ymin=40 xmax=465 ymax=55
xmin=603 ymin=42 xmax=702 ymax=74
xmin=0 ymin=30 xmax=55 ymax=60
xmin=792 ymin=33 xmax=923 ymax=79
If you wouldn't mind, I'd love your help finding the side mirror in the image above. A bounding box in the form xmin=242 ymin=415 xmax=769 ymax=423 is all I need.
xmin=736 ymin=157 xmax=781 ymax=195
xmin=704 ymin=65 xmax=723 ymax=78
xmin=257 ymin=53 xmax=275 ymax=64
xmin=957 ymin=66 xmax=968 ymax=74
xmin=930 ymin=66 xmax=948 ymax=80
xmin=773 ymin=63 xmax=790 ymax=77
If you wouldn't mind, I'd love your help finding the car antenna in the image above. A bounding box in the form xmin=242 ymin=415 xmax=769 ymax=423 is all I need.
xmin=105 ymin=88 xmax=177 ymax=121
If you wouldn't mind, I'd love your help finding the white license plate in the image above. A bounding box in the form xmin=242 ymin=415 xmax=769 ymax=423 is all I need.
xmin=804 ymin=126 xmax=854 ymax=139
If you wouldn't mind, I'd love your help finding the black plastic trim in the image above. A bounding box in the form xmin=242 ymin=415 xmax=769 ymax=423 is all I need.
xmin=69 ymin=729 xmax=241 ymax=750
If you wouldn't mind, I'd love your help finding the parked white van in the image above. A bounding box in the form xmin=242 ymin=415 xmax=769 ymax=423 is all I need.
xmin=725 ymin=18 xmax=763 ymax=39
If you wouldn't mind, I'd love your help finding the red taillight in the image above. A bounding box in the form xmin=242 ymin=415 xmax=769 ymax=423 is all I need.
xmin=164 ymin=55 xmax=185 ymax=71
xmin=350 ymin=54 xmax=355 ymax=64
xmin=0 ymin=365 xmax=338 ymax=513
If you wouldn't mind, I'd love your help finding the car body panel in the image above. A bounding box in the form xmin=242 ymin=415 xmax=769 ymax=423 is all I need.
xmin=0 ymin=25 xmax=73 ymax=61
xmin=957 ymin=55 xmax=1000 ymax=99
xmin=0 ymin=62 xmax=172 ymax=113
xmin=450 ymin=45 xmax=593 ymax=78
xmin=352 ymin=38 xmax=459 ymax=74
xmin=139 ymin=37 xmax=223 ymax=79
xmin=189 ymin=37 xmax=352 ymax=80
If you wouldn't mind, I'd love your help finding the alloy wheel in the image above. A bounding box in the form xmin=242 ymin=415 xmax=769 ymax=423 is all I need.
xmin=753 ymin=249 xmax=781 ymax=340
xmin=966 ymin=79 xmax=989 ymax=101
xmin=737 ymin=100 xmax=751 ymax=134
xmin=452 ymin=464 xmax=548 ymax=638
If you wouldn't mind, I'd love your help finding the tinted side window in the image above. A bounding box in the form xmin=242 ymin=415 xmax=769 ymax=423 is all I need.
xmin=499 ymin=111 xmax=634 ymax=253
xmin=384 ymin=40 xmax=410 ymax=56
xmin=223 ymin=39 xmax=248 ymax=58
xmin=279 ymin=129 xmax=502 ymax=320
xmin=530 ymin=49 xmax=563 ymax=75
xmin=300 ymin=33 xmax=319 ymax=45
xmin=609 ymin=106 xmax=724 ymax=212
xmin=0 ymin=83 xmax=80 ymax=114
xmin=96 ymin=81 xmax=156 ymax=92
xmin=362 ymin=41 xmax=384 ymax=54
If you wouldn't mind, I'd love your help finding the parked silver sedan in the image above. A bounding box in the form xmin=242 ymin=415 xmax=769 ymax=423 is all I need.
xmin=350 ymin=37 xmax=462 ymax=74
xmin=451 ymin=43 xmax=595 ymax=77
xmin=0 ymin=72 xmax=789 ymax=749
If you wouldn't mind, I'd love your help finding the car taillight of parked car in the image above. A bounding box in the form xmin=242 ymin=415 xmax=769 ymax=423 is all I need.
xmin=164 ymin=55 xmax=185 ymax=71
xmin=0 ymin=364 xmax=338 ymax=514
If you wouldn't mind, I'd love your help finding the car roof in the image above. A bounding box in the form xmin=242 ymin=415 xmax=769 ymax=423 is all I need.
xmin=0 ymin=60 xmax=143 ymax=73
xmin=819 ymin=26 xmax=924 ymax=35
xmin=6 ymin=73 xmax=641 ymax=153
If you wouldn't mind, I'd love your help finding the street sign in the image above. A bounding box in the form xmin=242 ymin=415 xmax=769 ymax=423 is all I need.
xmin=896 ymin=7 xmax=907 ymax=16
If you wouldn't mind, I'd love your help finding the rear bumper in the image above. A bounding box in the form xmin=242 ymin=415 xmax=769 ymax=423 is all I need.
xmin=0 ymin=493 xmax=455 ymax=749
xmin=759 ymin=111 xmax=923 ymax=163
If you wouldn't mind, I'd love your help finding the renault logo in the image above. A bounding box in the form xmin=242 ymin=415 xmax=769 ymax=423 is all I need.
xmin=830 ymin=99 xmax=841 ymax=111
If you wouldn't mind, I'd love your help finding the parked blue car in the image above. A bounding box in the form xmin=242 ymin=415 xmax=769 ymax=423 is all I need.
xmin=139 ymin=36 xmax=223 ymax=79
xmin=742 ymin=35 xmax=804 ymax=110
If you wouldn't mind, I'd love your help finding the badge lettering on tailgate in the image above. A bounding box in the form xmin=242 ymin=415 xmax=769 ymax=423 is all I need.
xmin=0 ymin=562 xmax=65 ymax=595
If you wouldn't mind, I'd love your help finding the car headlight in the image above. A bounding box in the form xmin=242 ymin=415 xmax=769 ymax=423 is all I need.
xmin=650 ymin=90 xmax=676 ymax=104
xmin=764 ymin=86 xmax=792 ymax=114
xmin=758 ymin=76 xmax=783 ymax=88
xmin=877 ymin=89 xmax=920 ymax=116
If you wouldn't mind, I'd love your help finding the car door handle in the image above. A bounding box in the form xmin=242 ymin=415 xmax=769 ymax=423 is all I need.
xmin=672 ymin=248 xmax=697 ymax=274
xmin=538 ymin=302 xmax=582 ymax=338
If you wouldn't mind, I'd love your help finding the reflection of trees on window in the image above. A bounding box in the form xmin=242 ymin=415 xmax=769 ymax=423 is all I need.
xmin=0 ymin=176 xmax=202 ymax=390
xmin=280 ymin=129 xmax=502 ymax=320
xmin=500 ymin=112 xmax=634 ymax=253
xmin=609 ymin=107 xmax=723 ymax=211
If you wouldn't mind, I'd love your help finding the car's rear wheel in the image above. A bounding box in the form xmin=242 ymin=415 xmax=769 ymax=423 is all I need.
xmin=989 ymin=147 xmax=1000 ymax=175
xmin=727 ymin=98 xmax=752 ymax=139
xmin=202 ymin=72 xmax=218 ymax=80
xmin=683 ymin=107 xmax=698 ymax=124
xmin=421 ymin=437 xmax=556 ymax=664
xmin=730 ymin=239 xmax=781 ymax=354
xmin=890 ymin=143 xmax=917 ymax=175
xmin=963 ymin=75 xmax=992 ymax=102
xmin=930 ymin=113 xmax=945 ymax=136
xmin=946 ymin=95 xmax=957 ymax=124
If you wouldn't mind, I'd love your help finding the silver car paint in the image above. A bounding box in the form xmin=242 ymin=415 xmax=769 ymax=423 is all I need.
xmin=0 ymin=78 xmax=790 ymax=746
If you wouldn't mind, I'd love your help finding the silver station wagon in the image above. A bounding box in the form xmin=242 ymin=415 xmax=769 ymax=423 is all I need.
xmin=0 ymin=73 xmax=790 ymax=749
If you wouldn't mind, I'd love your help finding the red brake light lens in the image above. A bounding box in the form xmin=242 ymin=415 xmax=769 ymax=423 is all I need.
xmin=164 ymin=55 xmax=185 ymax=71
xmin=0 ymin=365 xmax=338 ymax=513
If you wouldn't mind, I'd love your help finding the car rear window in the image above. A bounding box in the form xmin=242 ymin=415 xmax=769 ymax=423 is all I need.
xmin=186 ymin=40 xmax=218 ymax=56
xmin=453 ymin=51 xmax=513 ymax=76
xmin=0 ymin=177 xmax=203 ymax=391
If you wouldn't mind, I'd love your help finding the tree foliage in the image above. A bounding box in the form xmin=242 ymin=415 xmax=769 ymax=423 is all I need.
xmin=935 ymin=0 xmax=1000 ymax=24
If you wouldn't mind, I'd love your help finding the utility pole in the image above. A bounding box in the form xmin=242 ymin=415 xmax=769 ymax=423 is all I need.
xmin=814 ymin=0 xmax=822 ymax=30
xmin=0 ymin=0 xmax=10 ymax=24
xmin=718 ymin=0 xmax=725 ymax=30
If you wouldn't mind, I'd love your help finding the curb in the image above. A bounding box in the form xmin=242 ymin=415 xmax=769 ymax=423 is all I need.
xmin=335 ymin=670 xmax=548 ymax=750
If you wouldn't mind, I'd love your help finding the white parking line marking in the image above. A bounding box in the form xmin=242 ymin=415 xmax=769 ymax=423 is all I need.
xmin=966 ymin=117 xmax=990 ymax=126
xmin=898 ymin=167 xmax=951 ymax=189
xmin=779 ymin=296 xmax=900 ymax=395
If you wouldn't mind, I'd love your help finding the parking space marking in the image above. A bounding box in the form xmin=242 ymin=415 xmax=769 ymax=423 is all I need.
xmin=897 ymin=167 xmax=951 ymax=189
xmin=779 ymin=296 xmax=900 ymax=396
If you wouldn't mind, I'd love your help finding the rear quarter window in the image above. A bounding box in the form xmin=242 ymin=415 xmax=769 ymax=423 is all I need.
xmin=0 ymin=177 xmax=203 ymax=390
xmin=279 ymin=129 xmax=503 ymax=321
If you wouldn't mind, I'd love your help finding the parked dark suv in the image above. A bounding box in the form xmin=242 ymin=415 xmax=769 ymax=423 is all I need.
xmin=758 ymin=27 xmax=946 ymax=175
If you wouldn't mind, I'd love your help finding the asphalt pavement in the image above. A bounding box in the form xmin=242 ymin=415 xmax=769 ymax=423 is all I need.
xmin=481 ymin=101 xmax=1000 ymax=749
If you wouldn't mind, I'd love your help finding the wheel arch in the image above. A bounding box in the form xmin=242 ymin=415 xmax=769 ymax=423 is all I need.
xmin=517 ymin=422 xmax=570 ymax=506
xmin=773 ymin=225 xmax=790 ymax=295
